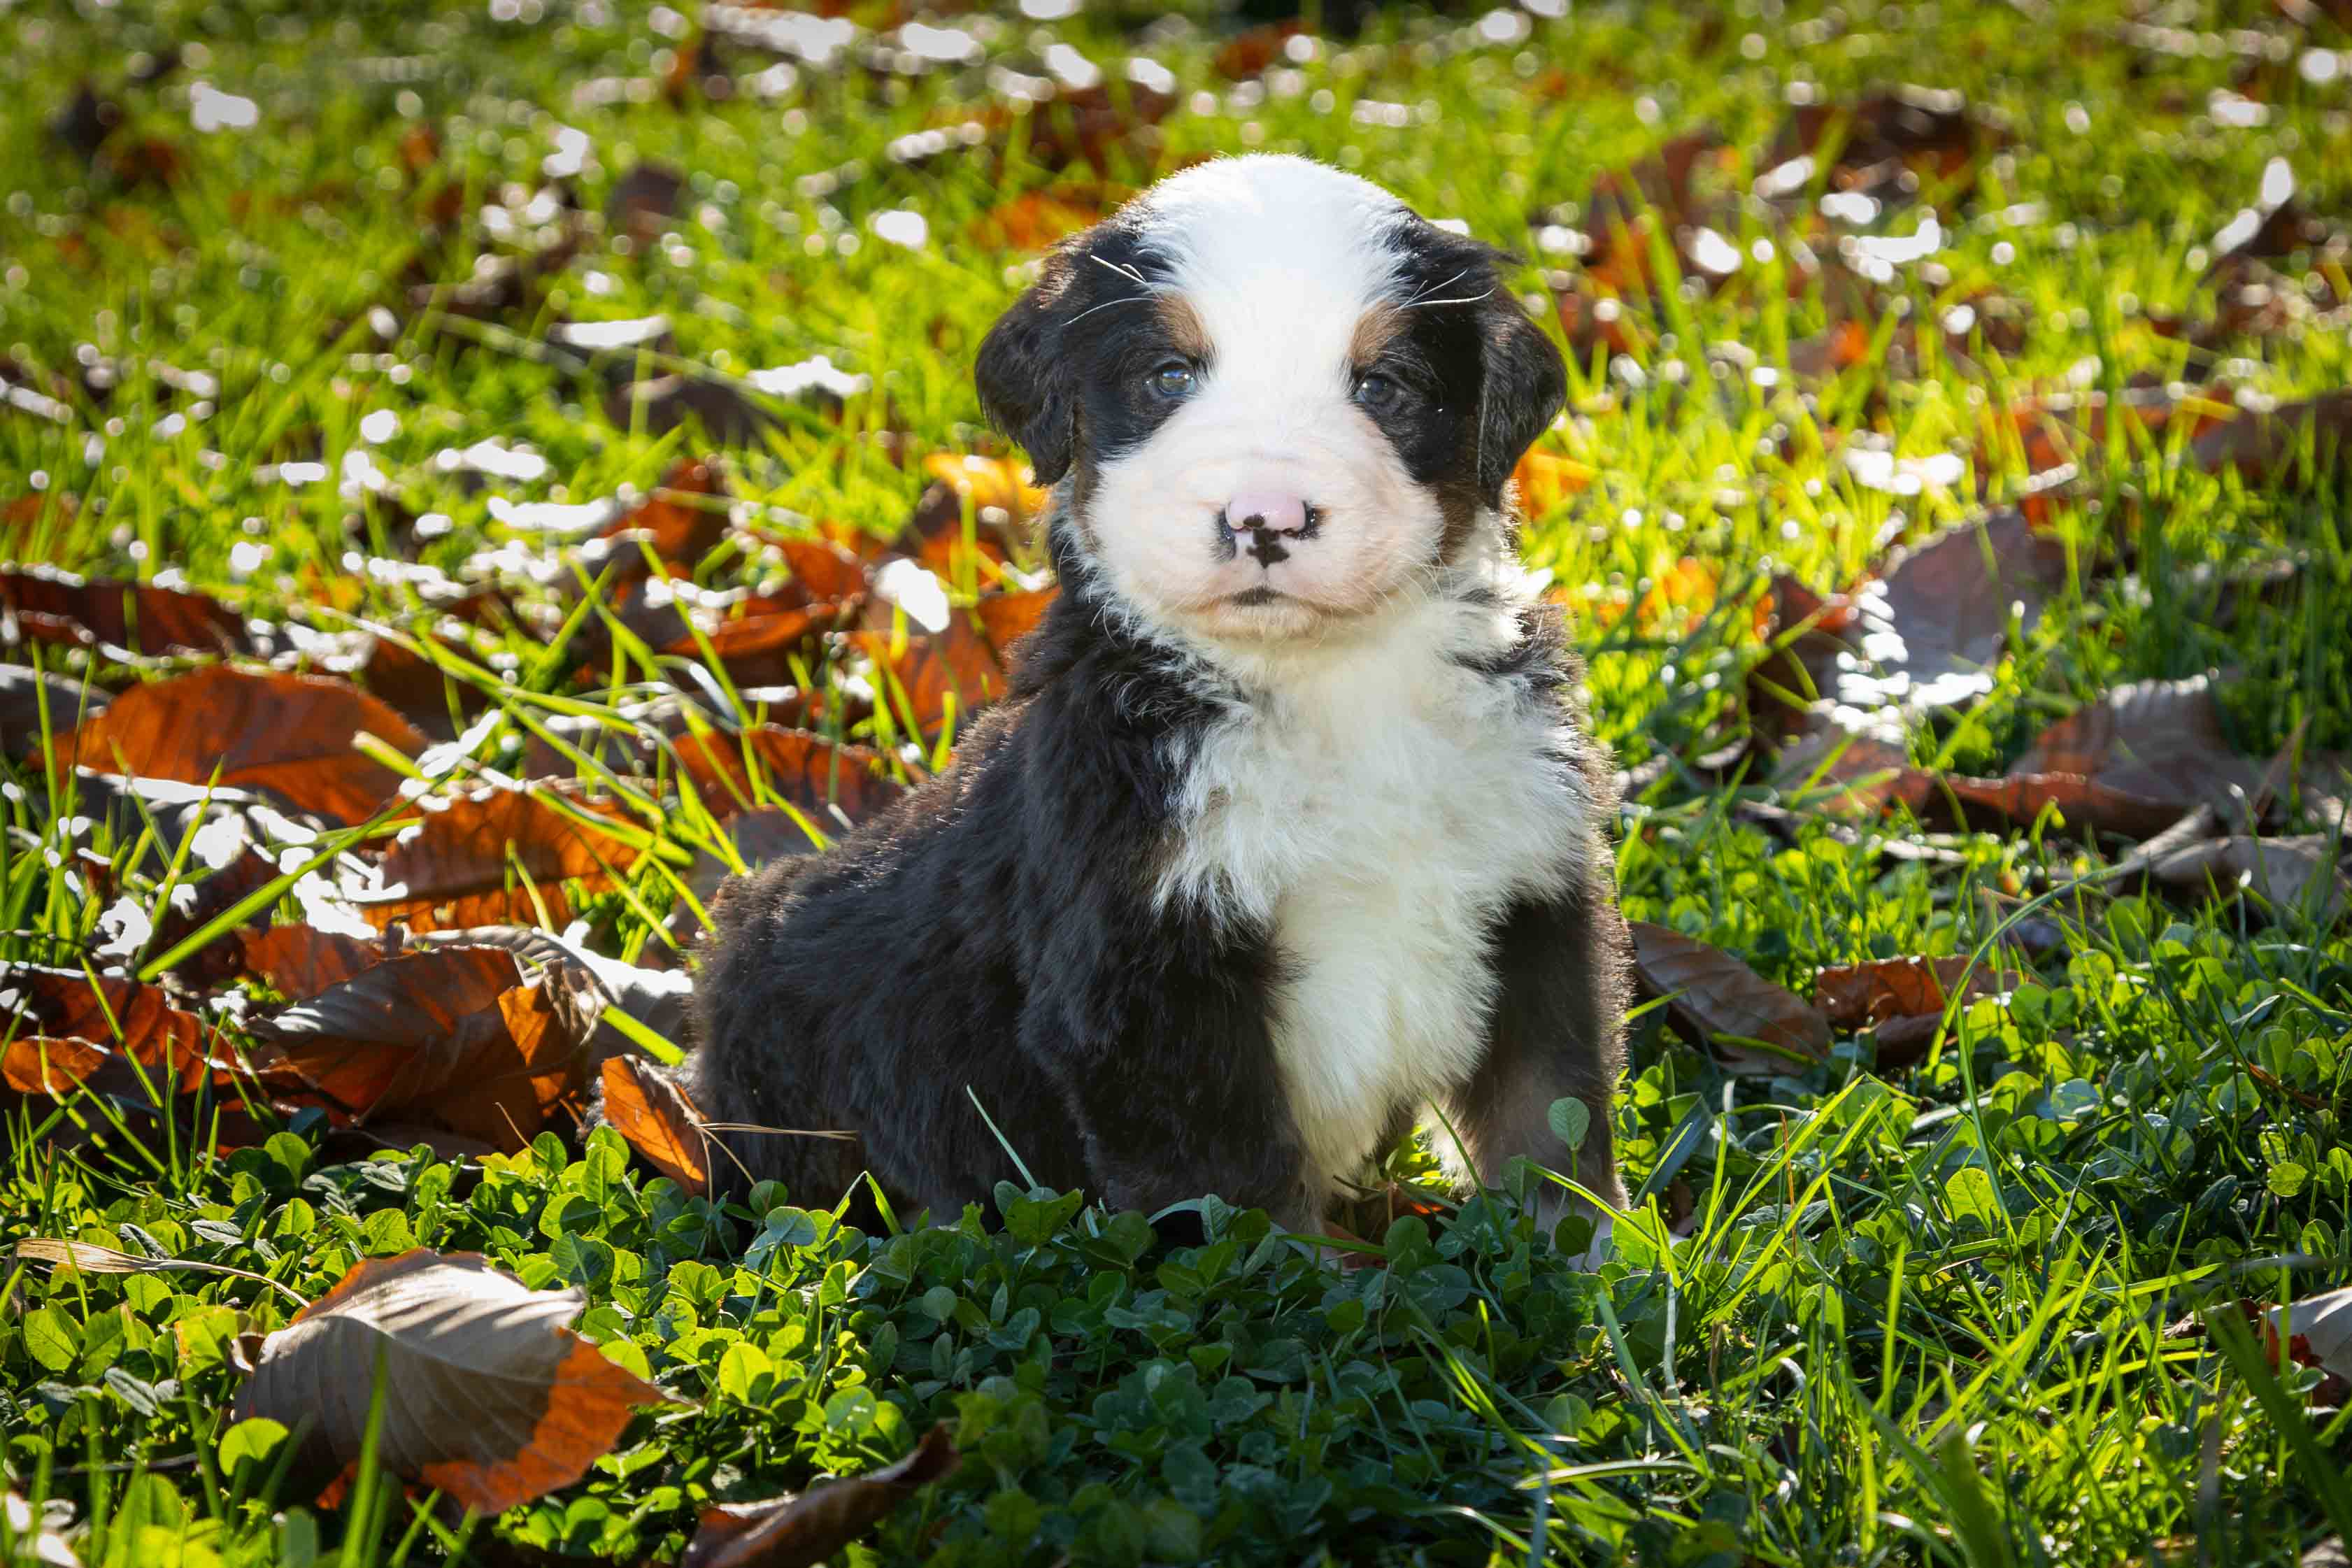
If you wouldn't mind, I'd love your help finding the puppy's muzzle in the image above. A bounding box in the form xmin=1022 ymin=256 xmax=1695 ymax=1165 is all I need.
xmin=1215 ymin=492 xmax=1323 ymax=568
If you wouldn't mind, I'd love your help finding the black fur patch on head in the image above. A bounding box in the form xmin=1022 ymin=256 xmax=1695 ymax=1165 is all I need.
xmin=974 ymin=224 xmax=1202 ymax=487
xmin=1369 ymin=215 xmax=1568 ymax=515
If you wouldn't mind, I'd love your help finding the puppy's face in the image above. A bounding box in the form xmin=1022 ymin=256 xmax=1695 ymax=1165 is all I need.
xmin=976 ymin=155 xmax=1566 ymax=645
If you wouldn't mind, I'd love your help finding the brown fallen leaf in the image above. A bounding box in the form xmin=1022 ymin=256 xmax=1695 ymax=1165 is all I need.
xmin=597 ymin=455 xmax=728 ymax=580
xmin=967 ymin=186 xmax=1118 ymax=253
xmin=2148 ymin=835 xmax=2349 ymax=925
xmin=772 ymin=537 xmax=871 ymax=604
xmin=1768 ymin=86 xmax=2010 ymax=206
xmin=599 ymin=1056 xmax=709 ymax=1195
xmin=673 ymin=726 xmax=898 ymax=827
xmin=2009 ymin=675 xmax=2270 ymax=829
xmin=856 ymin=585 xmax=1048 ymax=735
xmin=971 ymin=585 xmax=1056 ymax=657
xmin=2191 ymin=390 xmax=2352 ymax=487
xmin=250 ymin=946 xmax=589 ymax=1148
xmin=0 ymin=966 xmax=221 ymax=1092
xmin=0 ymin=667 xmax=110 ymax=753
xmin=681 ymin=1422 xmax=961 ymax=1568
xmin=1 ymin=1034 xmax=106 ymax=1095
xmin=0 ymin=563 xmax=248 ymax=660
xmin=349 ymin=782 xmax=645 ymax=933
xmin=401 ymin=923 xmax=693 ymax=1067
xmin=2263 ymin=1285 xmax=2352 ymax=1406
xmin=1748 ymin=576 xmax=1865 ymax=750
xmin=49 ymin=667 xmax=424 ymax=826
xmin=1513 ymin=450 xmax=1597 ymax=520
xmin=230 ymin=1250 xmax=680 ymax=1516
xmin=15 ymin=1236 xmax=308 ymax=1306
xmin=1628 ymin=921 xmax=1832 ymax=1075
xmin=1836 ymin=508 xmax=2071 ymax=717
xmin=1814 ymin=953 xmax=2021 ymax=1069
xmin=236 ymin=922 xmax=398 ymax=999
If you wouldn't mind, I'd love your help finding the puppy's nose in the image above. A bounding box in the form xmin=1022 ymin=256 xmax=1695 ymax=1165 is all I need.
xmin=1225 ymin=492 xmax=1309 ymax=536
xmin=1215 ymin=492 xmax=1320 ymax=569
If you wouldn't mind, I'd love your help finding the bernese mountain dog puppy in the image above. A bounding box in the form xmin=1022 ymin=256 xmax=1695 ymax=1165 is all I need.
xmin=692 ymin=155 xmax=1630 ymax=1250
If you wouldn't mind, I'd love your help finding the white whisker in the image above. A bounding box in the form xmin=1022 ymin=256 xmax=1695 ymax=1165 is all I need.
xmin=1404 ymin=287 xmax=1496 ymax=309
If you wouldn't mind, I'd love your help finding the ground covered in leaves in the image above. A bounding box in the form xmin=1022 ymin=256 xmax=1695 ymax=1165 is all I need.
xmin=5 ymin=0 xmax=2352 ymax=1563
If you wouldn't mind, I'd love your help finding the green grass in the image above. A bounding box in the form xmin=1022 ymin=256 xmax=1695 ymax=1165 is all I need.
xmin=5 ymin=1 xmax=2352 ymax=1563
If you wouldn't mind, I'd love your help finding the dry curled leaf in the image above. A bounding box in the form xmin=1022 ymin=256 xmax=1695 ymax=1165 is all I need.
xmin=1813 ymin=953 xmax=2021 ymax=1069
xmin=2192 ymin=390 xmax=2352 ymax=487
xmin=673 ymin=726 xmax=897 ymax=827
xmin=236 ymin=922 xmax=398 ymax=1000
xmin=230 ymin=1249 xmax=680 ymax=1516
xmin=2011 ymin=675 xmax=2269 ymax=829
xmin=2264 ymin=1285 xmax=2352 ymax=1405
xmin=0 ymin=563 xmax=248 ymax=660
xmin=2149 ymin=835 xmax=2349 ymax=926
xmin=250 ymin=946 xmax=589 ymax=1148
xmin=682 ymin=1422 xmax=961 ymax=1568
xmin=855 ymin=587 xmax=1046 ymax=735
xmin=1837 ymin=508 xmax=2070 ymax=717
xmin=599 ymin=1056 xmax=709 ymax=1195
xmin=349 ymin=782 xmax=644 ymax=933
xmin=597 ymin=455 xmax=728 ymax=579
xmin=14 ymin=1236 xmax=306 ymax=1305
xmin=49 ymin=666 xmax=423 ymax=826
xmin=1 ymin=1034 xmax=106 ymax=1095
xmin=0 ymin=966 xmax=219 ymax=1092
xmin=1628 ymin=922 xmax=1831 ymax=1075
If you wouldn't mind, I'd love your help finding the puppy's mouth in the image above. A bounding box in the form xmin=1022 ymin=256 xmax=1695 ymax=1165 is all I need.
xmin=1227 ymin=586 xmax=1288 ymax=607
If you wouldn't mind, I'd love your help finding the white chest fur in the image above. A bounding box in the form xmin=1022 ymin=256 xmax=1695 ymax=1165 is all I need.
xmin=1154 ymin=590 xmax=1592 ymax=1197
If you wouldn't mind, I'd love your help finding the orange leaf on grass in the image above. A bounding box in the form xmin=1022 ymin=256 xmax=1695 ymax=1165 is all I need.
xmin=673 ymin=726 xmax=898 ymax=827
xmin=772 ymin=536 xmax=871 ymax=604
xmin=0 ymin=563 xmax=248 ymax=660
xmin=2191 ymin=389 xmax=2352 ymax=486
xmin=1 ymin=1034 xmax=106 ymax=1095
xmin=236 ymin=922 xmax=397 ymax=1000
xmin=2010 ymin=675 xmax=2271 ymax=827
xmin=1512 ymin=451 xmax=1595 ymax=520
xmin=972 ymin=585 xmax=1057 ymax=653
xmin=683 ymin=1423 xmax=962 ymax=1568
xmin=349 ymin=782 xmax=643 ymax=933
xmin=1628 ymin=922 xmax=1831 ymax=1076
xmin=597 ymin=456 xmax=728 ymax=578
xmin=49 ymin=666 xmax=424 ymax=826
xmin=1 ymin=965 xmax=223 ymax=1092
xmin=250 ymin=946 xmax=589 ymax=1148
xmin=231 ymin=1250 xmax=680 ymax=1516
xmin=1814 ymin=953 xmax=2021 ymax=1068
xmin=856 ymin=590 xmax=1042 ymax=734
xmin=967 ymin=187 xmax=1116 ymax=253
xmin=599 ymin=1056 xmax=709 ymax=1195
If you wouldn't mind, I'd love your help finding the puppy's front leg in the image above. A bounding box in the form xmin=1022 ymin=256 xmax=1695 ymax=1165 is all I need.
xmin=1444 ymin=888 xmax=1632 ymax=1250
xmin=1022 ymin=922 xmax=1319 ymax=1235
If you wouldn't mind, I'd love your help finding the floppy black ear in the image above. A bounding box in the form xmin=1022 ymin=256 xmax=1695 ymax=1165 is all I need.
xmin=975 ymin=251 xmax=1081 ymax=485
xmin=1476 ymin=293 xmax=1567 ymax=506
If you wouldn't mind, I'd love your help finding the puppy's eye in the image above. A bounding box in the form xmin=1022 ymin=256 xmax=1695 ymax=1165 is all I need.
xmin=1354 ymin=371 xmax=1406 ymax=413
xmin=1147 ymin=360 xmax=1197 ymax=399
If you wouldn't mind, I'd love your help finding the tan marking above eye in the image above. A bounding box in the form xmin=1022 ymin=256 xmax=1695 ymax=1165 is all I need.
xmin=1348 ymin=301 xmax=1406 ymax=373
xmin=1156 ymin=294 xmax=1212 ymax=361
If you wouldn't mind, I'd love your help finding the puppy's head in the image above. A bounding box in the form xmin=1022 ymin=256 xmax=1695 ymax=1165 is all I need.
xmin=976 ymin=155 xmax=1565 ymax=645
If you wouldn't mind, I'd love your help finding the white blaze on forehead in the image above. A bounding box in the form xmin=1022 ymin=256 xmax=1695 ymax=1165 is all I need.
xmin=1134 ymin=155 xmax=1408 ymax=389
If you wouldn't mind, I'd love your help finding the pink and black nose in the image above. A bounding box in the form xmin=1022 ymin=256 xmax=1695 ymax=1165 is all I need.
xmin=1215 ymin=492 xmax=1322 ymax=566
